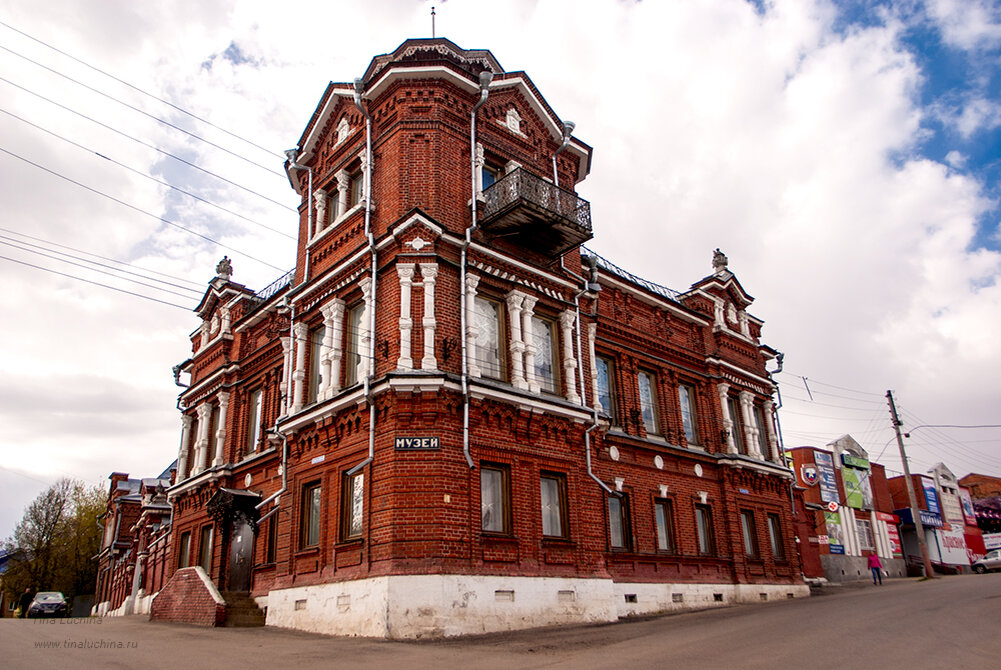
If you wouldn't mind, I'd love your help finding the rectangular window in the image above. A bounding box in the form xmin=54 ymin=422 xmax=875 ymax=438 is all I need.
xmin=480 ymin=464 xmax=511 ymax=534
xmin=345 ymin=303 xmax=365 ymax=386
xmin=474 ymin=297 xmax=504 ymax=380
xmin=767 ymin=513 xmax=785 ymax=560
xmin=678 ymin=384 xmax=699 ymax=445
xmin=637 ymin=370 xmax=659 ymax=435
xmin=856 ymin=518 xmax=874 ymax=551
xmin=341 ymin=473 xmax=364 ymax=540
xmin=532 ymin=316 xmax=558 ymax=394
xmin=608 ymin=495 xmax=631 ymax=550
xmin=596 ymin=356 xmax=617 ymax=424
xmin=265 ymin=514 xmax=278 ymax=564
xmin=727 ymin=396 xmax=745 ymax=454
xmin=655 ymin=499 xmax=675 ymax=553
xmin=178 ymin=531 xmax=191 ymax=569
xmin=540 ymin=473 xmax=567 ymax=538
xmin=208 ymin=404 xmax=220 ymax=453
xmin=481 ymin=163 xmax=502 ymax=190
xmin=308 ymin=325 xmax=325 ymax=404
xmin=348 ymin=170 xmax=363 ymax=207
xmin=301 ymin=481 xmax=321 ymax=548
xmin=199 ymin=525 xmax=214 ymax=572
xmin=754 ymin=404 xmax=769 ymax=457
xmin=695 ymin=504 xmax=716 ymax=555
xmin=246 ymin=388 xmax=263 ymax=454
xmin=740 ymin=510 xmax=759 ymax=558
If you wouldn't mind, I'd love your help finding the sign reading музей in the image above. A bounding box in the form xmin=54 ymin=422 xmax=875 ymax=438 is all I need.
xmin=395 ymin=436 xmax=440 ymax=450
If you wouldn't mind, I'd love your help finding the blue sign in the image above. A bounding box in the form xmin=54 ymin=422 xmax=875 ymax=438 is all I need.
xmin=922 ymin=480 xmax=941 ymax=515
xmin=829 ymin=544 xmax=845 ymax=554
xmin=894 ymin=508 xmax=943 ymax=528
xmin=814 ymin=452 xmax=839 ymax=504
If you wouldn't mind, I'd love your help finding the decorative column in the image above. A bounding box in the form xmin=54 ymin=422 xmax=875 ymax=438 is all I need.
xmin=738 ymin=310 xmax=750 ymax=338
xmin=212 ymin=392 xmax=229 ymax=467
xmin=559 ymin=309 xmax=579 ymax=404
xmin=220 ymin=307 xmax=231 ymax=336
xmin=474 ymin=142 xmax=485 ymax=196
xmin=200 ymin=321 xmax=210 ymax=348
xmin=588 ymin=322 xmax=599 ymax=411
xmin=521 ymin=295 xmax=539 ymax=393
xmin=324 ymin=299 xmax=345 ymax=397
xmin=419 ymin=264 xmax=438 ymax=371
xmin=279 ymin=336 xmax=291 ymax=417
xmin=336 ymin=170 xmax=350 ymax=218
xmin=357 ymin=277 xmax=373 ymax=380
xmin=739 ymin=391 xmax=761 ymax=459
xmin=177 ymin=414 xmax=192 ymax=481
xmin=397 ymin=265 xmax=415 ymax=370
xmin=718 ymin=383 xmax=737 ymax=454
xmin=313 ymin=188 xmax=327 ymax=236
xmin=291 ymin=322 xmax=308 ymax=413
xmin=464 ymin=274 xmax=481 ymax=377
xmin=194 ymin=403 xmax=212 ymax=474
xmin=505 ymin=291 xmax=526 ymax=389
xmin=762 ymin=399 xmax=780 ymax=462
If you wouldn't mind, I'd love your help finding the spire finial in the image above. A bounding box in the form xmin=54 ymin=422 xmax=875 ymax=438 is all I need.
xmin=432 ymin=6 xmax=436 ymax=38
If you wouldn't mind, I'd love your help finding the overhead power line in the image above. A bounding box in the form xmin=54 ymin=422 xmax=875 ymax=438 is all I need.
xmin=0 ymin=106 xmax=295 ymax=240
xmin=0 ymin=75 xmax=295 ymax=212
xmin=0 ymin=145 xmax=286 ymax=272
xmin=0 ymin=19 xmax=283 ymax=159
xmin=0 ymin=254 xmax=193 ymax=310
xmin=0 ymin=43 xmax=285 ymax=178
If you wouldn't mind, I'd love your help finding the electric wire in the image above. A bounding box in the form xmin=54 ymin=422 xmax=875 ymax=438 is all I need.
xmin=0 ymin=75 xmax=295 ymax=211
xmin=0 ymin=254 xmax=193 ymax=310
xmin=0 ymin=226 xmax=203 ymax=289
xmin=0 ymin=107 xmax=296 ymax=240
xmin=0 ymin=43 xmax=285 ymax=177
xmin=0 ymin=18 xmax=283 ymax=159
xmin=0 ymin=238 xmax=201 ymax=299
xmin=0 ymin=145 xmax=286 ymax=272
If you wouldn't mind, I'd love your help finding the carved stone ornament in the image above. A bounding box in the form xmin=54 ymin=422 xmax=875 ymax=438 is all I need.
xmin=712 ymin=248 xmax=728 ymax=275
xmin=216 ymin=255 xmax=233 ymax=280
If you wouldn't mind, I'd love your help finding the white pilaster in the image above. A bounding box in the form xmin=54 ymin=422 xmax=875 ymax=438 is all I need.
xmin=358 ymin=278 xmax=373 ymax=380
xmin=177 ymin=414 xmax=192 ymax=481
xmin=291 ymin=322 xmax=308 ymax=413
xmin=474 ymin=142 xmax=485 ymax=196
xmin=762 ymin=399 xmax=780 ymax=462
xmin=200 ymin=321 xmax=210 ymax=348
xmin=336 ymin=170 xmax=350 ymax=219
xmin=419 ymin=264 xmax=438 ymax=370
xmin=313 ymin=188 xmax=327 ymax=236
xmin=328 ymin=300 xmax=345 ymax=395
xmin=739 ymin=391 xmax=761 ymax=459
xmin=465 ymin=274 xmax=481 ymax=377
xmin=194 ymin=403 xmax=212 ymax=474
xmin=212 ymin=392 xmax=229 ymax=467
xmin=220 ymin=307 xmax=231 ymax=336
xmin=506 ymin=291 xmax=526 ymax=389
xmin=718 ymin=383 xmax=737 ymax=454
xmin=521 ymin=296 xmax=539 ymax=393
xmin=588 ymin=322 xmax=599 ymax=411
xmin=559 ymin=310 xmax=579 ymax=404
xmin=397 ymin=265 xmax=416 ymax=370
xmin=280 ymin=336 xmax=291 ymax=417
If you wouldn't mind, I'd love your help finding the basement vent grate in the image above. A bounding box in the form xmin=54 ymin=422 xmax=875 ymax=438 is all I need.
xmin=713 ymin=593 xmax=723 ymax=602
xmin=294 ymin=599 xmax=307 ymax=611
xmin=495 ymin=590 xmax=515 ymax=602
xmin=672 ymin=593 xmax=684 ymax=603
xmin=624 ymin=594 xmax=638 ymax=603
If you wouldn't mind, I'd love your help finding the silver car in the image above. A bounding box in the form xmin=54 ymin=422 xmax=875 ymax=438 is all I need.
xmin=973 ymin=549 xmax=1001 ymax=574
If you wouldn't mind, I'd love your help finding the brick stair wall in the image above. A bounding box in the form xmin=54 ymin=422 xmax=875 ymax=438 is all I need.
xmin=150 ymin=567 xmax=226 ymax=627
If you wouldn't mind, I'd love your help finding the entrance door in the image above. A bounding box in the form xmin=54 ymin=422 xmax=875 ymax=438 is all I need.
xmin=228 ymin=520 xmax=254 ymax=592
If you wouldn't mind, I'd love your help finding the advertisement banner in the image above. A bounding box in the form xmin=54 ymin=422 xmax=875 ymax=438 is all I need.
xmin=937 ymin=526 xmax=970 ymax=566
xmin=886 ymin=522 xmax=903 ymax=556
xmin=959 ymin=489 xmax=978 ymax=526
xmin=984 ymin=533 xmax=1001 ymax=551
xmin=922 ymin=479 xmax=941 ymax=515
xmin=815 ymin=452 xmax=839 ymax=504
xmin=965 ymin=530 xmax=987 ymax=564
xmin=825 ymin=511 xmax=844 ymax=552
xmin=842 ymin=468 xmax=873 ymax=509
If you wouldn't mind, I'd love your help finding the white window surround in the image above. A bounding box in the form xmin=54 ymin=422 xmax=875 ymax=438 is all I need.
xmin=419 ymin=264 xmax=438 ymax=371
xmin=717 ymin=383 xmax=737 ymax=455
xmin=397 ymin=265 xmax=416 ymax=371
xmin=212 ymin=391 xmax=229 ymax=467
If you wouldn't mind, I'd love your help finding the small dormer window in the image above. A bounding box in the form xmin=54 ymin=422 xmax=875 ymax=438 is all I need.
xmin=505 ymin=108 xmax=522 ymax=134
xmin=482 ymin=163 xmax=502 ymax=190
xmin=336 ymin=117 xmax=350 ymax=145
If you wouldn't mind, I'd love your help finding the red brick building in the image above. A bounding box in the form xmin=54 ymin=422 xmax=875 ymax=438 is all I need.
xmin=156 ymin=38 xmax=805 ymax=637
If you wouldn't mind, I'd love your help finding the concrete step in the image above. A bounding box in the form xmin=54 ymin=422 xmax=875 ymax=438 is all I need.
xmin=221 ymin=591 xmax=265 ymax=627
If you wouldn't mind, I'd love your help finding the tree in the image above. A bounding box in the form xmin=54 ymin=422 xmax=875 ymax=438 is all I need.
xmin=2 ymin=479 xmax=105 ymax=605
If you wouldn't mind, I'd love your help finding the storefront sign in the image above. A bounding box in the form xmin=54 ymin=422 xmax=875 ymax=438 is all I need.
xmin=841 ymin=454 xmax=870 ymax=469
xmin=825 ymin=511 xmax=844 ymax=550
xmin=959 ymin=489 xmax=978 ymax=526
xmin=394 ymin=437 xmax=441 ymax=450
xmin=874 ymin=511 xmax=899 ymax=524
xmin=895 ymin=508 xmax=943 ymax=528
xmin=886 ymin=522 xmax=903 ymax=556
xmin=938 ymin=526 xmax=970 ymax=566
xmin=829 ymin=544 xmax=845 ymax=554
xmin=965 ymin=530 xmax=987 ymax=564
xmin=984 ymin=533 xmax=1001 ymax=551
xmin=922 ymin=479 xmax=941 ymax=515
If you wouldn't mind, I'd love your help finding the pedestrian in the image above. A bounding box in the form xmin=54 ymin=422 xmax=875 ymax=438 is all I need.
xmin=867 ymin=553 xmax=883 ymax=585
xmin=18 ymin=587 xmax=33 ymax=618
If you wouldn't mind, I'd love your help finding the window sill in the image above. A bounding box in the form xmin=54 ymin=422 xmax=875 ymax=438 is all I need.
xmin=482 ymin=533 xmax=517 ymax=543
xmin=334 ymin=538 xmax=363 ymax=549
xmin=294 ymin=547 xmax=319 ymax=558
xmin=541 ymin=537 xmax=574 ymax=547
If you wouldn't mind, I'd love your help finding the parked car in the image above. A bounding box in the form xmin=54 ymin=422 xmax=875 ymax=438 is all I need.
xmin=27 ymin=592 xmax=69 ymax=618
xmin=973 ymin=549 xmax=1001 ymax=574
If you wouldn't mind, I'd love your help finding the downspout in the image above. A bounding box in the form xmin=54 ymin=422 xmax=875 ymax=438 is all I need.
xmin=460 ymin=70 xmax=494 ymax=469
xmin=553 ymin=120 xmax=576 ymax=276
xmin=257 ymin=299 xmax=295 ymax=518
xmin=579 ymin=254 xmax=615 ymax=495
xmin=347 ymin=77 xmax=377 ymax=477
xmin=285 ymin=149 xmax=314 ymax=283
xmin=768 ymin=352 xmax=795 ymax=514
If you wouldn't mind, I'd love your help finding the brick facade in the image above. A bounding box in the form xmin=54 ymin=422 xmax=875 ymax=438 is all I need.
xmin=157 ymin=38 xmax=805 ymax=637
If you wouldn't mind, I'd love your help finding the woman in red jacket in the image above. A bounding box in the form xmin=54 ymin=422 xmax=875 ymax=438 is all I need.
xmin=867 ymin=553 xmax=883 ymax=585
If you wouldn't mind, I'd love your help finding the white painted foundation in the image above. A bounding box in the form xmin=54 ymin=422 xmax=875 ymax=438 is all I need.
xmin=264 ymin=574 xmax=809 ymax=639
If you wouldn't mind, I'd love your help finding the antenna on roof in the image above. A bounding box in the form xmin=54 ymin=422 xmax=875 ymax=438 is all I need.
xmin=432 ymin=6 xmax=436 ymax=38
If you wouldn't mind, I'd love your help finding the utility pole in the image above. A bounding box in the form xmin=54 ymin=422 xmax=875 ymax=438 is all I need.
xmin=887 ymin=390 xmax=935 ymax=579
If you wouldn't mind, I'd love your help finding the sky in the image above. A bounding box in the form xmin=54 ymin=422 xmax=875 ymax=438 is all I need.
xmin=2 ymin=0 xmax=1001 ymax=541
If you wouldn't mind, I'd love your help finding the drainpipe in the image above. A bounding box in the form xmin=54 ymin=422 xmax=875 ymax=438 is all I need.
xmin=257 ymin=299 xmax=294 ymax=517
xmin=551 ymin=120 xmax=575 ymax=188
xmin=285 ymin=149 xmax=313 ymax=283
xmin=578 ymin=254 xmax=615 ymax=495
xmin=347 ymin=77 xmax=377 ymax=477
xmin=459 ymin=70 xmax=494 ymax=470
xmin=768 ymin=352 xmax=797 ymax=516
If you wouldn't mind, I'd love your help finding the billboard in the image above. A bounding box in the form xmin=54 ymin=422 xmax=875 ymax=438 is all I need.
xmin=815 ymin=452 xmax=839 ymax=504
xmin=922 ymin=479 xmax=941 ymax=515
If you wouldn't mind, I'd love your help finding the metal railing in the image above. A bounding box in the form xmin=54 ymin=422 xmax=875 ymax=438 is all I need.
xmin=480 ymin=167 xmax=592 ymax=234
xmin=581 ymin=247 xmax=681 ymax=302
xmin=253 ymin=267 xmax=295 ymax=303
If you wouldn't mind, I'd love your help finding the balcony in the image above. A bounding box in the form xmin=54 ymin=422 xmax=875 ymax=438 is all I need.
xmin=478 ymin=168 xmax=592 ymax=259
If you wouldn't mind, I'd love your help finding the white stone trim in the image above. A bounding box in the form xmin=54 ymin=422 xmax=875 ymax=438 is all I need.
xmin=212 ymin=392 xmax=229 ymax=467
xmin=397 ymin=265 xmax=416 ymax=371
xmin=419 ymin=264 xmax=438 ymax=371
xmin=559 ymin=310 xmax=579 ymax=404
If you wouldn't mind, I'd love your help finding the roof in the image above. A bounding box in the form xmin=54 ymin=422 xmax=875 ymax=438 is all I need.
xmin=582 ymin=247 xmax=681 ymax=303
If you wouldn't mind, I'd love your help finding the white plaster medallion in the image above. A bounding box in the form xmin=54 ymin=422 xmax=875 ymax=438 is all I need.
xmin=694 ymin=463 xmax=703 ymax=477
xmin=409 ymin=237 xmax=428 ymax=251
xmin=609 ymin=446 xmax=620 ymax=461
xmin=654 ymin=455 xmax=664 ymax=470
xmin=244 ymin=473 xmax=252 ymax=487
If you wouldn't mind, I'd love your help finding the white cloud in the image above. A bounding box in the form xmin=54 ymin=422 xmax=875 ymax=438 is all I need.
xmin=927 ymin=0 xmax=1001 ymax=50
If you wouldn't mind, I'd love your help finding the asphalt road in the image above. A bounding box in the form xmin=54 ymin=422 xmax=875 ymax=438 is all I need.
xmin=3 ymin=575 xmax=1000 ymax=669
